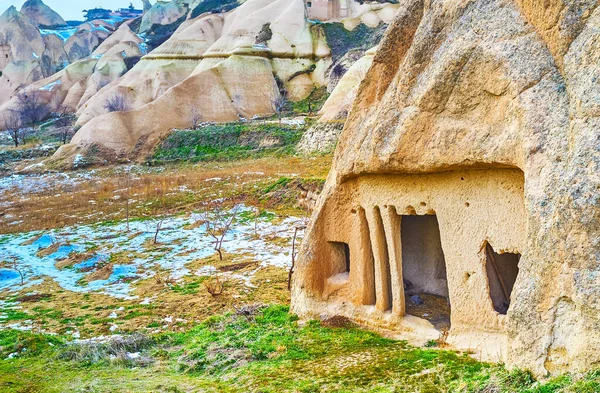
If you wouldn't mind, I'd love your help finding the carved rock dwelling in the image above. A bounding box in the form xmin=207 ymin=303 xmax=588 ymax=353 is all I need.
xmin=292 ymin=0 xmax=600 ymax=376
xmin=0 ymin=44 xmax=11 ymax=73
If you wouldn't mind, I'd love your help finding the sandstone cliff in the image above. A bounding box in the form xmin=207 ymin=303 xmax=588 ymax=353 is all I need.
xmin=292 ymin=0 xmax=600 ymax=377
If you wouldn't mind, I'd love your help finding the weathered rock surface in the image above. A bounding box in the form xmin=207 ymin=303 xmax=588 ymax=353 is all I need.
xmin=63 ymin=20 xmax=116 ymax=62
xmin=297 ymin=121 xmax=344 ymax=155
xmin=0 ymin=6 xmax=68 ymax=106
xmin=60 ymin=0 xmax=337 ymax=158
xmin=76 ymin=12 xmax=224 ymax=125
xmin=292 ymin=0 xmax=600 ymax=377
xmin=0 ymin=22 xmax=144 ymax=129
xmin=139 ymin=0 xmax=190 ymax=33
xmin=319 ymin=46 xmax=376 ymax=122
xmin=20 ymin=0 xmax=66 ymax=27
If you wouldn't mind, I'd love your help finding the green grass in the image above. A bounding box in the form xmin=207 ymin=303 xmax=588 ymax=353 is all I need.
xmin=149 ymin=122 xmax=306 ymax=165
xmin=0 ymin=305 xmax=598 ymax=392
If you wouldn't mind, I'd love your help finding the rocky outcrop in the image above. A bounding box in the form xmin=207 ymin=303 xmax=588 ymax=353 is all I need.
xmin=20 ymin=0 xmax=66 ymax=27
xmin=0 ymin=6 xmax=68 ymax=106
xmin=139 ymin=0 xmax=190 ymax=33
xmin=0 ymin=22 xmax=144 ymax=129
xmin=297 ymin=122 xmax=345 ymax=155
xmin=76 ymin=12 xmax=224 ymax=125
xmin=292 ymin=0 xmax=600 ymax=377
xmin=58 ymin=0 xmax=334 ymax=158
xmin=63 ymin=20 xmax=116 ymax=62
xmin=319 ymin=46 xmax=376 ymax=122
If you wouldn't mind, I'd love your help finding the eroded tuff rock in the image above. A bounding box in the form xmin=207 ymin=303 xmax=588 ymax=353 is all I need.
xmin=63 ymin=20 xmax=117 ymax=62
xmin=0 ymin=6 xmax=68 ymax=106
xmin=20 ymin=0 xmax=66 ymax=27
xmin=52 ymin=0 xmax=337 ymax=161
xmin=320 ymin=46 xmax=377 ymax=122
xmin=292 ymin=0 xmax=600 ymax=377
xmin=75 ymin=12 xmax=224 ymax=125
xmin=0 ymin=22 xmax=144 ymax=129
xmin=50 ymin=0 xmax=400 ymax=165
xmin=139 ymin=0 xmax=191 ymax=33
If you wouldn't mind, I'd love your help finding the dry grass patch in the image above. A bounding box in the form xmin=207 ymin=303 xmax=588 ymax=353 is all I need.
xmin=0 ymin=155 xmax=332 ymax=234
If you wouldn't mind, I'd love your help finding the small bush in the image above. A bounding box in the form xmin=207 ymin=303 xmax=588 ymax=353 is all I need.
xmin=58 ymin=333 xmax=155 ymax=367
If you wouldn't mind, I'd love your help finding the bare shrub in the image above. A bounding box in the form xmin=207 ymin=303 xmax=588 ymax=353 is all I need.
xmin=52 ymin=106 xmax=76 ymax=144
xmin=203 ymin=273 xmax=226 ymax=296
xmin=3 ymin=111 xmax=23 ymax=147
xmin=154 ymin=273 xmax=175 ymax=285
xmin=270 ymin=89 xmax=288 ymax=124
xmin=104 ymin=93 xmax=129 ymax=113
xmin=1 ymin=256 xmax=24 ymax=285
xmin=190 ymin=106 xmax=202 ymax=130
xmin=233 ymin=304 xmax=262 ymax=320
xmin=15 ymin=91 xmax=49 ymax=130
xmin=202 ymin=204 xmax=241 ymax=261
xmin=58 ymin=333 xmax=154 ymax=367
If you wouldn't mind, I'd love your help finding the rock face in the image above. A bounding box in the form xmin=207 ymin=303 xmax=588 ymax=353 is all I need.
xmin=0 ymin=6 xmax=67 ymax=106
xmin=20 ymin=0 xmax=66 ymax=27
xmin=319 ymin=46 xmax=376 ymax=122
xmin=292 ymin=0 xmax=600 ymax=377
xmin=139 ymin=0 xmax=190 ymax=33
xmin=0 ymin=22 xmax=144 ymax=129
xmin=63 ymin=20 xmax=117 ymax=62
xmin=75 ymin=12 xmax=224 ymax=125
xmin=58 ymin=0 xmax=339 ymax=161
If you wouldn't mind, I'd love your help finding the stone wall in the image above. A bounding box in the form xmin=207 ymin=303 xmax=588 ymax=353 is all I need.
xmin=293 ymin=169 xmax=526 ymax=361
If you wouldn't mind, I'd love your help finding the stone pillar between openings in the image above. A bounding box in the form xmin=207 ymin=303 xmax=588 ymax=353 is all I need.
xmin=352 ymin=207 xmax=376 ymax=305
xmin=366 ymin=206 xmax=393 ymax=312
xmin=381 ymin=205 xmax=405 ymax=316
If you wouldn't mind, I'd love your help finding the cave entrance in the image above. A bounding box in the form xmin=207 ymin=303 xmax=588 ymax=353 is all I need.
xmin=485 ymin=243 xmax=520 ymax=315
xmin=329 ymin=241 xmax=350 ymax=275
xmin=401 ymin=215 xmax=451 ymax=330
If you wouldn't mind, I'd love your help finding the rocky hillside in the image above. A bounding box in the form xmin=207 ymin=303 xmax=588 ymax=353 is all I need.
xmin=0 ymin=0 xmax=398 ymax=167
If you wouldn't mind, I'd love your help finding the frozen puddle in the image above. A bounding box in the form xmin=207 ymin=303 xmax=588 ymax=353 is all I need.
xmin=0 ymin=205 xmax=304 ymax=298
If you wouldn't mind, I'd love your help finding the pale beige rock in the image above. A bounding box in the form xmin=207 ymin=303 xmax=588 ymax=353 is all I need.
xmin=139 ymin=0 xmax=190 ymax=33
xmin=20 ymin=0 xmax=66 ymax=27
xmin=0 ymin=23 xmax=143 ymax=128
xmin=76 ymin=12 xmax=225 ymax=125
xmin=319 ymin=46 xmax=376 ymax=121
xmin=292 ymin=0 xmax=600 ymax=377
xmin=0 ymin=6 xmax=65 ymax=105
xmin=66 ymin=0 xmax=333 ymax=152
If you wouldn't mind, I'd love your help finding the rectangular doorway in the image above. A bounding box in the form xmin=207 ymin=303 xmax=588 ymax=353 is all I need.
xmin=401 ymin=215 xmax=451 ymax=330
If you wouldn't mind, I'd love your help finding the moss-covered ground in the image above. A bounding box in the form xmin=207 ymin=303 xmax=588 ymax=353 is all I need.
xmin=1 ymin=305 xmax=599 ymax=393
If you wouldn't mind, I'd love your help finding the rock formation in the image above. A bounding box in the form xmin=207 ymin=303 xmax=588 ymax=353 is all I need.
xmin=52 ymin=0 xmax=342 ymax=164
xmin=307 ymin=0 xmax=399 ymax=28
xmin=139 ymin=0 xmax=190 ymax=33
xmin=63 ymin=20 xmax=117 ymax=62
xmin=20 ymin=0 xmax=66 ymax=27
xmin=75 ymin=12 xmax=224 ymax=125
xmin=319 ymin=46 xmax=376 ymax=122
xmin=292 ymin=0 xmax=600 ymax=377
xmin=0 ymin=6 xmax=68 ymax=106
xmin=0 ymin=22 xmax=144 ymax=129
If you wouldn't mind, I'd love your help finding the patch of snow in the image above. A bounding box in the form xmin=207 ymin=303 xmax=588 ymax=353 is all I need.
xmin=40 ymin=79 xmax=62 ymax=91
